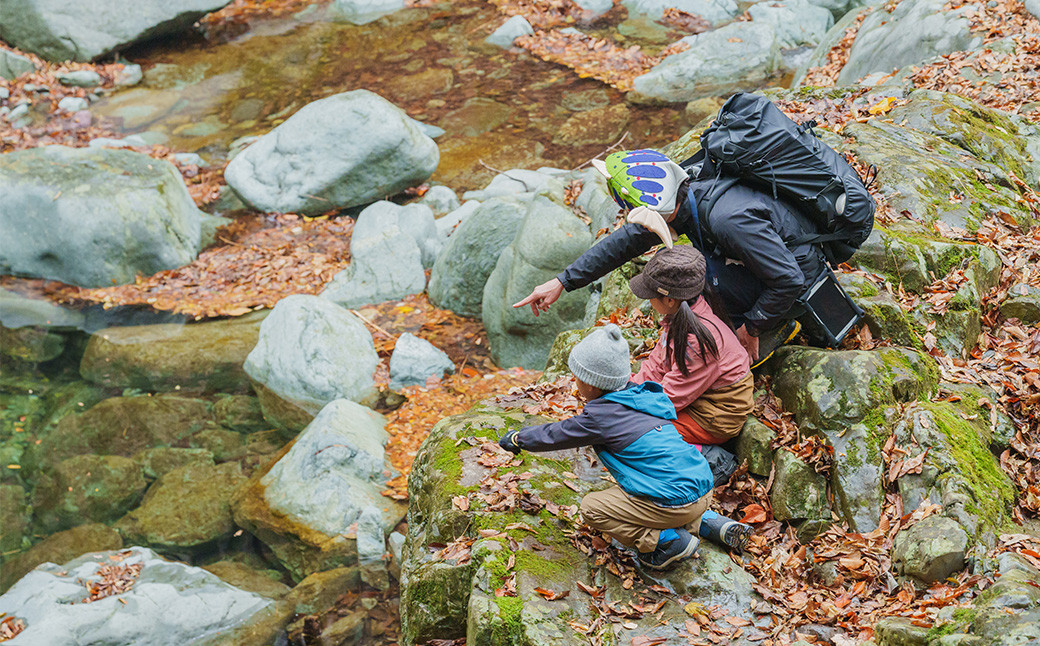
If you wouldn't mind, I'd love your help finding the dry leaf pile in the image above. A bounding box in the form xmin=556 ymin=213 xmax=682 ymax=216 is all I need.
xmin=75 ymin=552 xmax=143 ymax=603
xmin=659 ymin=8 xmax=712 ymax=34
xmin=0 ymin=616 xmax=25 ymax=642
xmin=486 ymin=0 xmax=588 ymax=29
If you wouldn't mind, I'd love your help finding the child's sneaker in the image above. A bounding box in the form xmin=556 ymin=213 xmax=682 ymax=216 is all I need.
xmin=638 ymin=529 xmax=699 ymax=571
xmin=701 ymin=515 xmax=753 ymax=554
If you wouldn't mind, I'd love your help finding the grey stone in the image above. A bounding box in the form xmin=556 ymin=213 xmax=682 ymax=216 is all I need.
xmin=573 ymin=0 xmax=613 ymax=15
xmin=434 ymin=200 xmax=480 ymax=239
xmin=0 ymin=547 xmax=275 ymax=644
xmin=56 ymin=96 xmax=88 ymax=112
xmin=632 ymin=22 xmax=781 ymax=102
xmin=417 ymin=185 xmax=461 ymax=217
xmin=0 ymin=146 xmax=202 ymax=288
xmin=0 ymin=49 xmax=36 ymax=80
xmin=486 ymin=15 xmax=534 ymax=48
xmin=1000 ymin=283 xmax=1040 ymax=324
xmin=389 ymin=333 xmax=455 ymax=390
xmin=87 ymin=134 xmax=149 ymax=148
xmin=352 ymin=200 xmax=441 ymax=268
xmin=874 ymin=617 xmax=931 ymax=646
xmin=791 ymin=8 xmax=867 ymax=87
xmin=622 ymin=0 xmax=738 ymax=22
xmin=838 ymin=0 xmax=982 ymax=84
xmin=735 ymin=416 xmax=776 ymax=477
xmin=244 ymin=295 xmax=379 ymax=419
xmin=0 ymin=289 xmax=84 ymax=330
xmin=748 ymin=0 xmax=833 ymax=49
xmin=461 ymin=169 xmax=558 ymax=201
xmin=56 ymin=70 xmax=101 ymax=87
xmin=328 ymin=0 xmax=406 ymax=25
xmin=428 ymin=196 xmax=528 ymax=317
xmin=225 ymin=90 xmax=438 ymax=215
xmin=0 ymin=524 xmax=123 ymax=593
xmin=482 ymin=191 xmax=594 ymax=369
xmin=321 ymin=222 xmax=427 ymax=309
xmin=114 ymin=63 xmax=143 ymax=87
xmin=770 ymin=449 xmax=829 ymax=521
xmin=417 ymin=122 xmax=445 ymax=139
xmin=891 ymin=515 xmax=968 ymax=583
xmin=0 ymin=0 xmax=233 ymax=62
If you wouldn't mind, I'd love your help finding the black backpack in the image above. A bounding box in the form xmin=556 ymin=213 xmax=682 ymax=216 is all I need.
xmin=684 ymin=92 xmax=876 ymax=266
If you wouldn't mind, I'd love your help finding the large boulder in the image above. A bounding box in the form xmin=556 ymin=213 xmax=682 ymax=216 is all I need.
xmin=632 ymin=22 xmax=781 ymax=103
xmin=115 ymin=462 xmax=248 ymax=554
xmin=243 ymin=295 xmax=379 ymax=430
xmin=320 ymin=202 xmax=430 ymax=309
xmin=0 ymin=547 xmax=283 ymax=645
xmin=224 ymin=91 xmax=439 ymax=215
xmin=891 ymin=515 xmax=968 ymax=584
xmin=622 ymin=0 xmax=738 ymax=23
xmin=0 ymin=146 xmax=202 ymax=288
xmin=79 ymin=312 xmax=266 ymax=393
xmin=428 ymin=196 xmax=529 ymax=317
xmin=837 ymin=0 xmax=982 ymax=85
xmin=400 ymin=404 xmax=767 ymax=645
xmin=231 ymin=399 xmax=404 ymax=581
xmin=0 ymin=0 xmax=232 ymax=62
xmin=747 ymin=0 xmax=834 ymax=49
xmin=482 ymin=191 xmax=594 ymax=370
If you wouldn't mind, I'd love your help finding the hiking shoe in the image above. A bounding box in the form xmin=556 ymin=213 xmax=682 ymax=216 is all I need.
xmin=701 ymin=515 xmax=753 ymax=554
xmin=638 ymin=529 xmax=699 ymax=571
xmin=751 ymin=319 xmax=801 ymax=370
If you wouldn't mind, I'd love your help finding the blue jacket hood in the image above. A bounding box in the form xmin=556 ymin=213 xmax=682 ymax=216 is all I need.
xmin=601 ymin=382 xmax=677 ymax=420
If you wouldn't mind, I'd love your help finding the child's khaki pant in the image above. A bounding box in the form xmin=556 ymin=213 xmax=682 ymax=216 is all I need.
xmin=579 ymin=486 xmax=712 ymax=553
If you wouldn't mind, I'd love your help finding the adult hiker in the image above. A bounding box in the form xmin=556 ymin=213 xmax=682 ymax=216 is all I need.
xmin=515 ymin=148 xmax=821 ymax=367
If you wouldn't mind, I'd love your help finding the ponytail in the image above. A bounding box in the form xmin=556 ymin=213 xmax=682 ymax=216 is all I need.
xmin=664 ymin=299 xmax=720 ymax=377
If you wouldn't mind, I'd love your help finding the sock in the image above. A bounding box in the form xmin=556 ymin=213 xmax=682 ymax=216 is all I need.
xmin=699 ymin=510 xmax=719 ymax=539
xmin=658 ymin=528 xmax=679 ymax=545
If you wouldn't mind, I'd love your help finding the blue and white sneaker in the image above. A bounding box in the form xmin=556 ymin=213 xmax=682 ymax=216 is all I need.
xmin=638 ymin=528 xmax=699 ymax=571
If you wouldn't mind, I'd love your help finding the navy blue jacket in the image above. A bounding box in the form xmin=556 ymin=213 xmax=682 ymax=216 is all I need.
xmin=515 ymin=382 xmax=713 ymax=506
xmin=557 ymin=164 xmax=826 ymax=333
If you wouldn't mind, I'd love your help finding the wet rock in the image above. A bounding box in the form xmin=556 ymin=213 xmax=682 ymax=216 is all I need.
xmin=321 ymin=202 xmax=431 ymax=309
xmin=747 ymin=0 xmax=833 ymax=49
xmin=244 ymin=296 xmax=379 ymax=430
xmin=482 ymin=190 xmax=595 ymax=369
xmin=114 ymin=63 xmax=143 ymax=87
xmin=735 ymin=417 xmax=776 ymax=477
xmin=79 ymin=312 xmax=266 ymax=393
xmin=623 ymin=0 xmax=737 ymax=23
xmin=486 ymin=15 xmax=534 ymax=48
xmin=874 ymin=616 xmax=930 ymax=646
xmin=0 ymin=146 xmax=202 ymax=288
xmin=632 ymin=22 xmax=781 ymax=103
xmin=328 ymin=0 xmax=405 ymax=25
xmin=319 ymin=611 xmax=366 ymax=645
xmin=232 ymin=399 xmax=404 ymax=581
xmin=56 ymin=96 xmax=88 ymax=112
xmin=0 ymin=547 xmax=276 ymax=644
xmin=38 ymin=394 xmax=214 ymax=464
xmin=213 ymin=395 xmax=267 ymax=432
xmin=685 ymin=96 xmax=724 ymax=127
xmin=384 ymin=69 xmax=455 ymax=103
xmin=891 ymin=515 xmax=968 ymax=584
xmin=553 ymin=103 xmax=630 ymax=146
xmin=439 ymin=97 xmax=514 ymax=137
xmin=428 ymin=196 xmax=528 ymax=317
xmin=418 ymin=185 xmax=461 ymax=217
xmin=0 ymin=524 xmax=122 ymax=593
xmin=286 ymin=566 xmax=361 ymax=614
xmin=0 ymin=49 xmax=36 ymax=80
xmin=0 ymin=325 xmax=65 ymax=362
xmin=57 ymin=70 xmax=100 ymax=88
xmin=1000 ymin=283 xmax=1040 ymax=324
xmin=389 ymin=333 xmax=455 ymax=390
xmin=0 ymin=288 xmax=85 ymax=330
xmin=134 ymin=446 xmax=215 ymax=480
xmin=0 ymin=484 xmax=30 ymax=553
xmin=115 ymin=462 xmax=247 ymax=553
xmin=770 ymin=450 xmax=829 ymax=522
xmin=203 ymin=560 xmax=291 ymax=599
xmin=0 ymin=0 xmax=232 ymax=62
xmin=838 ymin=0 xmax=981 ymax=85
xmin=225 ymin=90 xmax=438 ymax=215
xmin=32 ymin=454 xmax=148 ymax=533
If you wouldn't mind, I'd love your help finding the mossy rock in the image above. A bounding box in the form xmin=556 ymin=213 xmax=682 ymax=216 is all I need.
xmin=213 ymin=395 xmax=267 ymax=432
xmin=285 ymin=566 xmax=360 ymax=615
xmin=401 ymin=404 xmax=767 ymax=646
xmin=79 ymin=311 xmax=266 ymax=393
xmin=594 ymin=262 xmax=651 ymax=321
xmin=115 ymin=462 xmax=247 ymax=554
xmin=735 ymin=416 xmax=776 ymax=477
xmin=32 ymin=454 xmax=148 ymax=533
xmin=910 ymin=305 xmax=981 ymax=360
xmin=542 ymin=326 xmax=657 ymax=382
xmin=133 ymin=446 xmax=215 ymax=480
xmin=202 ymin=561 xmax=291 ymax=600
xmin=1000 ymin=284 xmax=1040 ymax=325
xmin=0 ymin=523 xmax=122 ymax=593
xmin=891 ymin=515 xmax=968 ymax=585
xmin=0 ymin=483 xmax=30 ymax=553
xmin=36 ymin=394 xmax=215 ymax=466
xmin=769 ymin=449 xmax=829 ymax=522
xmin=0 ymin=325 xmax=65 ymax=363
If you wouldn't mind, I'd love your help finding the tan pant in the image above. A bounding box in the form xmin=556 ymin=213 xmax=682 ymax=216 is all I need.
xmin=682 ymin=370 xmax=755 ymax=443
xmin=580 ymin=486 xmax=712 ymax=554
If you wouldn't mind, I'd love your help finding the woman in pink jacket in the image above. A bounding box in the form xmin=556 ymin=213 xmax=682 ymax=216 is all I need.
xmin=628 ymin=245 xmax=754 ymax=446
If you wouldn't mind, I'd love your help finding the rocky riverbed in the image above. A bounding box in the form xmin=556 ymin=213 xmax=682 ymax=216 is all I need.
xmin=2 ymin=0 xmax=1040 ymax=644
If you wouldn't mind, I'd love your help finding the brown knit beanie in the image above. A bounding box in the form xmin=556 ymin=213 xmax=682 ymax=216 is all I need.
xmin=628 ymin=246 xmax=706 ymax=301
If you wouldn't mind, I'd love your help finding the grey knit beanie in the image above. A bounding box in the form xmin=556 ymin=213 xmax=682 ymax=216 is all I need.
xmin=567 ymin=324 xmax=631 ymax=391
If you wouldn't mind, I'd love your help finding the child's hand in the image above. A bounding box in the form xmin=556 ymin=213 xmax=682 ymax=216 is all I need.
xmin=498 ymin=430 xmax=523 ymax=455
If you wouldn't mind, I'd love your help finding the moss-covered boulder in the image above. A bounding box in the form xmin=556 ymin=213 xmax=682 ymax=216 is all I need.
xmin=0 ymin=484 xmax=30 ymax=553
xmin=0 ymin=523 xmax=123 ymax=593
xmin=1000 ymin=283 xmax=1040 ymax=324
xmin=32 ymin=454 xmax=148 ymax=533
xmin=212 ymin=395 xmax=267 ymax=432
xmin=769 ymin=449 xmax=829 ymax=522
xmin=36 ymin=394 xmax=216 ymax=465
xmin=891 ymin=515 xmax=968 ymax=585
xmin=542 ymin=325 xmax=657 ymax=381
xmin=735 ymin=416 xmax=776 ymax=477
xmin=79 ymin=312 xmax=266 ymax=393
xmin=401 ymin=404 xmax=767 ymax=646
xmin=0 ymin=325 xmax=66 ymax=363
xmin=772 ymin=346 xmax=938 ymax=531
xmin=115 ymin=462 xmax=248 ymax=553
xmin=133 ymin=446 xmax=215 ymax=480
xmin=202 ymin=560 xmax=291 ymax=600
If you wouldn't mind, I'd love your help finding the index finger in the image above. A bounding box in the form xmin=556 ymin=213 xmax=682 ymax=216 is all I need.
xmin=512 ymin=292 xmax=537 ymax=308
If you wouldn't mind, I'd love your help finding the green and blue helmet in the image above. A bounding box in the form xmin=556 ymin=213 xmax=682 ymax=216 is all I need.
xmin=591 ymin=149 xmax=688 ymax=215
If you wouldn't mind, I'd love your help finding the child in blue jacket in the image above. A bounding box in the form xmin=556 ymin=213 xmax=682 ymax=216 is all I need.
xmin=499 ymin=324 xmax=747 ymax=570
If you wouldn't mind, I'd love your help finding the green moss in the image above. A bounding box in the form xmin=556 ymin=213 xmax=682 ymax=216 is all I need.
xmin=857 ymin=284 xmax=879 ymax=298
xmin=920 ymin=402 xmax=1015 ymax=527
